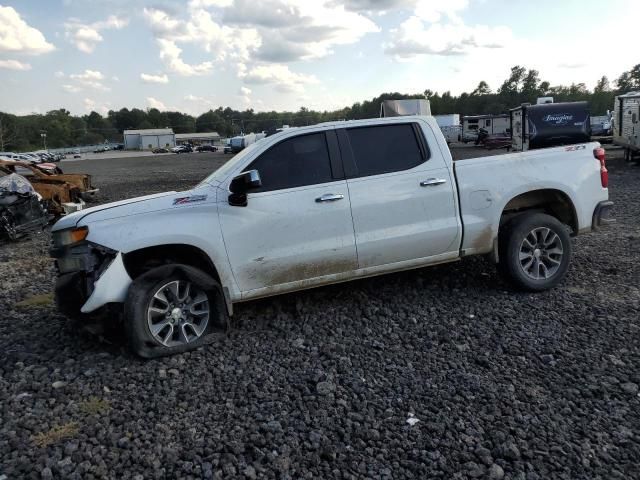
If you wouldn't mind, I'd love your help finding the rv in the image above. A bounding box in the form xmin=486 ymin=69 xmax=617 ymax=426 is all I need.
xmin=613 ymin=91 xmax=640 ymax=160
xmin=380 ymin=99 xmax=431 ymax=117
xmin=434 ymin=114 xmax=461 ymax=144
xmin=229 ymin=133 xmax=267 ymax=153
xmin=461 ymin=114 xmax=510 ymax=143
xmin=510 ymin=101 xmax=591 ymax=152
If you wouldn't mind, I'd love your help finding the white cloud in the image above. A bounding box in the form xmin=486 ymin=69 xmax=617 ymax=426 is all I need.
xmin=338 ymin=0 xmax=413 ymax=11
xmin=143 ymin=7 xmax=259 ymax=75
xmin=64 ymin=15 xmax=128 ymax=53
xmin=68 ymin=69 xmax=110 ymax=91
xmin=70 ymin=69 xmax=104 ymax=81
xmin=54 ymin=70 xmax=65 ymax=78
xmin=413 ymin=0 xmax=468 ymax=23
xmin=62 ymin=84 xmax=81 ymax=93
xmin=224 ymin=0 xmax=380 ymax=61
xmin=147 ymin=97 xmax=167 ymax=110
xmin=143 ymin=0 xmax=378 ymax=89
xmin=0 ymin=5 xmax=55 ymax=54
xmin=240 ymin=86 xmax=252 ymax=95
xmin=84 ymin=97 xmax=110 ymax=114
xmin=241 ymin=64 xmax=318 ymax=92
xmin=157 ymin=39 xmax=214 ymax=76
xmin=140 ymin=73 xmax=169 ymax=84
xmin=385 ymin=15 xmax=512 ymax=58
xmin=0 ymin=59 xmax=31 ymax=70
xmin=189 ymin=0 xmax=233 ymax=8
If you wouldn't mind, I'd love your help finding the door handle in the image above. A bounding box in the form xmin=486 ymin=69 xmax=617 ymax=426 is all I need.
xmin=420 ymin=178 xmax=447 ymax=187
xmin=316 ymin=193 xmax=344 ymax=203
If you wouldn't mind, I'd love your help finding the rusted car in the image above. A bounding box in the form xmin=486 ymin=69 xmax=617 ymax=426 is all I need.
xmin=0 ymin=169 xmax=49 ymax=240
xmin=0 ymin=159 xmax=98 ymax=216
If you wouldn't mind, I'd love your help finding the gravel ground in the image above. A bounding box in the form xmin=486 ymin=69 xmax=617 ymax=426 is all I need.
xmin=1 ymin=148 xmax=639 ymax=479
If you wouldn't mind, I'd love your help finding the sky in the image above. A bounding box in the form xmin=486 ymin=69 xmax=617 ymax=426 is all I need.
xmin=0 ymin=0 xmax=638 ymax=116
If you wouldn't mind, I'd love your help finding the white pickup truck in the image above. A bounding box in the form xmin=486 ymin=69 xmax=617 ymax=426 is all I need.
xmin=50 ymin=116 xmax=614 ymax=357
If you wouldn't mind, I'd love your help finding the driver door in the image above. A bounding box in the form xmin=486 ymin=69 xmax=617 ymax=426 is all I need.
xmin=218 ymin=130 xmax=357 ymax=295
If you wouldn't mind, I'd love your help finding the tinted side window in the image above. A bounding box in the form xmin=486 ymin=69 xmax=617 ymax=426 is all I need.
xmin=248 ymin=133 xmax=333 ymax=192
xmin=346 ymin=124 xmax=426 ymax=178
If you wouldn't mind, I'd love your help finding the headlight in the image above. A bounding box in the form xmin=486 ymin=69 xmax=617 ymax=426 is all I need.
xmin=52 ymin=226 xmax=89 ymax=248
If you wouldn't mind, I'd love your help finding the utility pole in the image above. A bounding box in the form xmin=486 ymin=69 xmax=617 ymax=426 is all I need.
xmin=40 ymin=132 xmax=47 ymax=151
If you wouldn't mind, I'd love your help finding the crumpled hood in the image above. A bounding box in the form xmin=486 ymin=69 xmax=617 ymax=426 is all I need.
xmin=51 ymin=187 xmax=213 ymax=231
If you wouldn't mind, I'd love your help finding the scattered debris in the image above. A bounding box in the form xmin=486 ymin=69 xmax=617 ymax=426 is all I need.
xmin=0 ymin=172 xmax=48 ymax=241
xmin=0 ymin=159 xmax=98 ymax=216
xmin=15 ymin=292 xmax=54 ymax=308
xmin=78 ymin=397 xmax=111 ymax=415
xmin=406 ymin=413 xmax=420 ymax=426
xmin=32 ymin=422 xmax=79 ymax=447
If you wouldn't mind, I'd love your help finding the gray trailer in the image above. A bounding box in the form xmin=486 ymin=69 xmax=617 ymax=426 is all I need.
xmin=613 ymin=91 xmax=640 ymax=161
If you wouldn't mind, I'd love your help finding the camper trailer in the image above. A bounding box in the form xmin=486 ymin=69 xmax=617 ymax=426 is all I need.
xmin=380 ymin=99 xmax=431 ymax=117
xmin=613 ymin=91 xmax=640 ymax=160
xmin=510 ymin=101 xmax=591 ymax=152
xmin=461 ymin=114 xmax=510 ymax=143
xmin=229 ymin=132 xmax=267 ymax=153
xmin=434 ymin=114 xmax=461 ymax=143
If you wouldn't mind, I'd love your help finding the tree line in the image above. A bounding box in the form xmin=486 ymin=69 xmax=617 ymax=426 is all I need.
xmin=1 ymin=64 xmax=639 ymax=152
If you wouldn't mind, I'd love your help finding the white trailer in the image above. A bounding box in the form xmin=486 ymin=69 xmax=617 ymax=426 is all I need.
xmin=613 ymin=91 xmax=640 ymax=160
xmin=461 ymin=114 xmax=509 ymax=143
xmin=434 ymin=114 xmax=461 ymax=143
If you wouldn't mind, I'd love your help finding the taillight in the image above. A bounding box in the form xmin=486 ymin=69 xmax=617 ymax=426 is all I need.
xmin=594 ymin=147 xmax=608 ymax=188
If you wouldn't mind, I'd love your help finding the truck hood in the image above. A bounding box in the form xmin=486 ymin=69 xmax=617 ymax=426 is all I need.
xmin=51 ymin=190 xmax=206 ymax=231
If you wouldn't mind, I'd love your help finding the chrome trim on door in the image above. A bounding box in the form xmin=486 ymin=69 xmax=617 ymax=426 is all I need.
xmin=315 ymin=193 xmax=345 ymax=203
xmin=420 ymin=178 xmax=447 ymax=187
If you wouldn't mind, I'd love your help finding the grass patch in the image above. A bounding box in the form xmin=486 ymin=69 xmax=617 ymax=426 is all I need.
xmin=79 ymin=397 xmax=111 ymax=415
xmin=32 ymin=422 xmax=79 ymax=447
xmin=15 ymin=292 xmax=54 ymax=308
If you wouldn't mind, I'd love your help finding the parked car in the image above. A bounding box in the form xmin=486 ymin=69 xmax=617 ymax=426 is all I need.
xmin=223 ymin=145 xmax=233 ymax=154
xmin=172 ymin=145 xmax=193 ymax=154
xmin=152 ymin=147 xmax=170 ymax=154
xmin=50 ymin=116 xmax=614 ymax=358
xmin=196 ymin=145 xmax=218 ymax=152
xmin=93 ymin=146 xmax=110 ymax=153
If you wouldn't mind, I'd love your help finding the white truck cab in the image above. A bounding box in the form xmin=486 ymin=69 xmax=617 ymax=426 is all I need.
xmin=51 ymin=116 xmax=614 ymax=357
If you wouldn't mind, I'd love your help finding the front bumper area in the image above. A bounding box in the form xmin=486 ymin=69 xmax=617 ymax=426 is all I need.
xmin=79 ymin=252 xmax=132 ymax=313
xmin=592 ymin=200 xmax=615 ymax=230
xmin=51 ymin=242 xmax=132 ymax=315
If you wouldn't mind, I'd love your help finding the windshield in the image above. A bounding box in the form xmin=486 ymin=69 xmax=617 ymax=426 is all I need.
xmin=198 ymin=141 xmax=262 ymax=186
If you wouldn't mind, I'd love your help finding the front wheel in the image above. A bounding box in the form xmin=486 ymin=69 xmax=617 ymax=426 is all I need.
xmin=498 ymin=213 xmax=572 ymax=291
xmin=125 ymin=264 xmax=228 ymax=358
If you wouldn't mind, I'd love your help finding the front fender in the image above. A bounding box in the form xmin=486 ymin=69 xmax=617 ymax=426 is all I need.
xmin=80 ymin=202 xmax=240 ymax=303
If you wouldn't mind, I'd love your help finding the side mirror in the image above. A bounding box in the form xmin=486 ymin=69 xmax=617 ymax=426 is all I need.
xmin=228 ymin=169 xmax=261 ymax=207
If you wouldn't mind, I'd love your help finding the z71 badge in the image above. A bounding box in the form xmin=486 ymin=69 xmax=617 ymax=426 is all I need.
xmin=173 ymin=195 xmax=208 ymax=205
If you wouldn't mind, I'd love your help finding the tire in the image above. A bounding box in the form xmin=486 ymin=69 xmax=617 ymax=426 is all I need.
xmin=124 ymin=264 xmax=228 ymax=358
xmin=498 ymin=213 xmax=572 ymax=292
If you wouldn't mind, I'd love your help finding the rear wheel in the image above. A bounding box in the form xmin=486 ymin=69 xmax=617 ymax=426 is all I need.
xmin=125 ymin=264 xmax=227 ymax=358
xmin=498 ymin=213 xmax=572 ymax=291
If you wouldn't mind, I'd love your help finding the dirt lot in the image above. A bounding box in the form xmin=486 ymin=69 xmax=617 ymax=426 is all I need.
xmin=1 ymin=147 xmax=639 ymax=479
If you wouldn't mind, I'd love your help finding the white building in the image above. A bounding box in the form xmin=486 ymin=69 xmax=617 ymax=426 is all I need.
xmin=123 ymin=129 xmax=175 ymax=150
xmin=175 ymin=132 xmax=221 ymax=146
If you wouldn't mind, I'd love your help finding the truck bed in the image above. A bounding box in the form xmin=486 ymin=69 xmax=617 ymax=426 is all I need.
xmin=452 ymin=142 xmax=609 ymax=255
